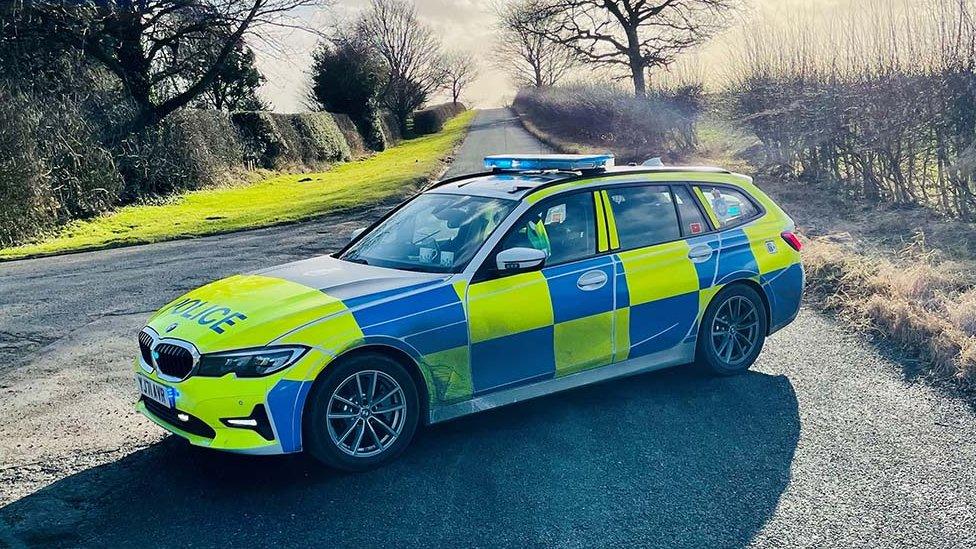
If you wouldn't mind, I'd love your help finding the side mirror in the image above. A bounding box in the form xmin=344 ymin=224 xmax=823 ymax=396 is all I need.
xmin=495 ymin=247 xmax=547 ymax=272
xmin=349 ymin=227 xmax=366 ymax=242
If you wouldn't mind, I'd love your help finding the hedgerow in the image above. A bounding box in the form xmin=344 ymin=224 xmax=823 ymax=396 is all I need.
xmin=513 ymin=85 xmax=700 ymax=163
xmin=412 ymin=102 xmax=467 ymax=135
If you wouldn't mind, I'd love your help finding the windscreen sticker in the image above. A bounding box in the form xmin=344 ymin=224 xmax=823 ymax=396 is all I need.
xmin=439 ymin=251 xmax=455 ymax=268
xmin=419 ymin=247 xmax=437 ymax=264
xmin=689 ymin=222 xmax=703 ymax=234
xmin=545 ymin=204 xmax=566 ymax=224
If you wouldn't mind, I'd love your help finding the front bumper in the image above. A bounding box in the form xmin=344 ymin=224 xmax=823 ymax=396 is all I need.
xmin=134 ymin=348 xmax=328 ymax=455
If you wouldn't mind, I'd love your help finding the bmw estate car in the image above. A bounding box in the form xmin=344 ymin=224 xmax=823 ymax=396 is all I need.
xmin=136 ymin=154 xmax=804 ymax=470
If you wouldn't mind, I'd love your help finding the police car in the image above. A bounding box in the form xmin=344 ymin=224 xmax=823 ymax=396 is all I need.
xmin=136 ymin=154 xmax=804 ymax=470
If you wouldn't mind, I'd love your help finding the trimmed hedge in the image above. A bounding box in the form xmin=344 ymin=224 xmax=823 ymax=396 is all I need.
xmin=412 ymin=102 xmax=467 ymax=135
xmin=118 ymin=109 xmax=244 ymax=199
xmin=331 ymin=113 xmax=367 ymax=157
xmin=232 ymin=111 xmax=351 ymax=170
xmin=513 ymin=86 xmax=699 ymax=163
xmin=378 ymin=110 xmax=403 ymax=147
xmin=0 ymin=89 xmax=121 ymax=246
xmin=1 ymin=93 xmax=458 ymax=248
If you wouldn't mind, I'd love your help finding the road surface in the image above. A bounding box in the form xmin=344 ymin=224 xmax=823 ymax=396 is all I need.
xmin=1 ymin=109 xmax=974 ymax=548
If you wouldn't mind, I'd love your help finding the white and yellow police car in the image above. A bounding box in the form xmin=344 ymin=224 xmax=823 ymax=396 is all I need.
xmin=136 ymin=154 xmax=804 ymax=470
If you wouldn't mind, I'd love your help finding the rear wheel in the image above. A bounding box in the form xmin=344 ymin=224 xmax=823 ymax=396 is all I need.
xmin=695 ymin=284 xmax=768 ymax=375
xmin=305 ymin=352 xmax=419 ymax=471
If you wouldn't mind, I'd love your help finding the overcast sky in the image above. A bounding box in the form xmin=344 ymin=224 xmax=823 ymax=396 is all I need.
xmin=252 ymin=0 xmax=844 ymax=112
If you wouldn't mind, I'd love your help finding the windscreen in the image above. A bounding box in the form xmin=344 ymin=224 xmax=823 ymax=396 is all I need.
xmin=340 ymin=193 xmax=516 ymax=273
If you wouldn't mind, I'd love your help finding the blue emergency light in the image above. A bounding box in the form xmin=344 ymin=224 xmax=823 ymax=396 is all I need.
xmin=484 ymin=154 xmax=615 ymax=172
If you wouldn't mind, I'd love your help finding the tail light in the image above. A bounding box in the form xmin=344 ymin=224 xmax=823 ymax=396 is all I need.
xmin=781 ymin=231 xmax=802 ymax=252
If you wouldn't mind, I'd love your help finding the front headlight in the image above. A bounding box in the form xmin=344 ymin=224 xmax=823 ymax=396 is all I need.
xmin=197 ymin=346 xmax=308 ymax=378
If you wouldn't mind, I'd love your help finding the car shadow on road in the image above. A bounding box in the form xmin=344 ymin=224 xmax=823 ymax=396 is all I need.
xmin=0 ymin=366 xmax=799 ymax=548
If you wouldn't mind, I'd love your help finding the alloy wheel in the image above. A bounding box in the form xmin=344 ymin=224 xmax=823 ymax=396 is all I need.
xmin=326 ymin=370 xmax=407 ymax=458
xmin=710 ymin=295 xmax=761 ymax=366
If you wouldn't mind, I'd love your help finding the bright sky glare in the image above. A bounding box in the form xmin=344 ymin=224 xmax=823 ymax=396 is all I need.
xmin=253 ymin=0 xmax=854 ymax=112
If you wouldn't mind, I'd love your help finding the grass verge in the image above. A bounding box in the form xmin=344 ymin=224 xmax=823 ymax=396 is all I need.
xmin=803 ymin=237 xmax=976 ymax=388
xmin=0 ymin=111 xmax=475 ymax=261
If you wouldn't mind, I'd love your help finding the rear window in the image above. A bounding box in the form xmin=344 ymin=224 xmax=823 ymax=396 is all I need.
xmin=671 ymin=186 xmax=709 ymax=236
xmin=696 ymin=186 xmax=759 ymax=228
xmin=604 ymin=185 xmax=681 ymax=249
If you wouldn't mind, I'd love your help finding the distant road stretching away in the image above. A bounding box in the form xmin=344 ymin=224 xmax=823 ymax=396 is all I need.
xmin=1 ymin=109 xmax=974 ymax=548
xmin=443 ymin=107 xmax=553 ymax=177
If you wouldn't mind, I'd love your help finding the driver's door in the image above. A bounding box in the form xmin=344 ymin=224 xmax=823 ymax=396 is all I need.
xmin=466 ymin=190 xmax=615 ymax=394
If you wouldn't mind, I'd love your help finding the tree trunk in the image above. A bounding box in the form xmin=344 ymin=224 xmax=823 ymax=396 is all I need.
xmin=631 ymin=61 xmax=647 ymax=98
xmin=112 ymin=8 xmax=158 ymax=134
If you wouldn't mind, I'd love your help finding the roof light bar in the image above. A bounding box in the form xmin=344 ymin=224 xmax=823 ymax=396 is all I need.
xmin=484 ymin=154 xmax=615 ymax=172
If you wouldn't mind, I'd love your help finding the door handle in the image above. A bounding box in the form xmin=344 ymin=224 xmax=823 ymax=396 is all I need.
xmin=577 ymin=270 xmax=608 ymax=291
xmin=688 ymin=245 xmax=713 ymax=263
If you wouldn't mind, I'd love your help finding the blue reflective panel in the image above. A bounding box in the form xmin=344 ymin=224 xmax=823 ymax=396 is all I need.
xmin=484 ymin=154 xmax=615 ymax=172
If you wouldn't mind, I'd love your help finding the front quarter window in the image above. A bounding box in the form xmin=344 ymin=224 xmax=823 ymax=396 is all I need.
xmin=340 ymin=193 xmax=515 ymax=273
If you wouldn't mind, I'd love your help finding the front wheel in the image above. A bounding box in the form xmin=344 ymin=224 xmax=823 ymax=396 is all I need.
xmin=695 ymin=284 xmax=768 ymax=375
xmin=304 ymin=352 xmax=420 ymax=471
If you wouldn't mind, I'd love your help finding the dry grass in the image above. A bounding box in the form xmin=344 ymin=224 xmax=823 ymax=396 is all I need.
xmin=802 ymin=237 xmax=976 ymax=387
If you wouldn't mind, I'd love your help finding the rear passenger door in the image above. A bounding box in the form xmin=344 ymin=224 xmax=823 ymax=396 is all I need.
xmin=602 ymin=184 xmax=712 ymax=361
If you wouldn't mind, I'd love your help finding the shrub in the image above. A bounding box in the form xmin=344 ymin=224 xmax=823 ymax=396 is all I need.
xmin=355 ymin=105 xmax=389 ymax=152
xmin=513 ymin=85 xmax=700 ymax=163
xmin=412 ymin=102 xmax=467 ymax=135
xmin=116 ymin=109 xmax=244 ymax=199
xmin=378 ymin=109 xmax=402 ymax=148
xmin=1 ymin=89 xmax=370 ymax=248
xmin=288 ymin=112 xmax=352 ymax=165
xmin=231 ymin=111 xmax=288 ymax=169
xmin=727 ymin=0 xmax=976 ymax=221
xmin=0 ymin=88 xmax=121 ymax=245
xmin=0 ymin=93 xmax=53 ymax=246
xmin=231 ymin=111 xmax=352 ymax=169
xmin=331 ymin=113 xmax=367 ymax=157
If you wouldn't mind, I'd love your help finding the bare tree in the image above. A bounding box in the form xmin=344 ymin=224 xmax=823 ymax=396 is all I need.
xmin=444 ymin=51 xmax=478 ymax=104
xmin=16 ymin=0 xmax=326 ymax=131
xmin=494 ymin=0 xmax=579 ymax=88
xmin=358 ymin=0 xmax=448 ymax=131
xmin=524 ymin=0 xmax=735 ymax=97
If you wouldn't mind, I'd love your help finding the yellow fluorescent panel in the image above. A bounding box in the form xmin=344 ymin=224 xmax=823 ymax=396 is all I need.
xmin=617 ymin=242 xmax=698 ymax=305
xmin=554 ymin=312 xmax=614 ymax=376
xmin=467 ymin=271 xmax=554 ymax=343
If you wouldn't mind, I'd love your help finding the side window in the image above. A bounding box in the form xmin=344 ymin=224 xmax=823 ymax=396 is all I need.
xmin=604 ymin=185 xmax=681 ymax=249
xmin=696 ymin=185 xmax=759 ymax=228
xmin=671 ymin=186 xmax=709 ymax=236
xmin=499 ymin=192 xmax=596 ymax=265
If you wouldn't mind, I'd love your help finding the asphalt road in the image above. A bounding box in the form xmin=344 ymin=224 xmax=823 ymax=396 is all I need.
xmin=1 ymin=108 xmax=975 ymax=548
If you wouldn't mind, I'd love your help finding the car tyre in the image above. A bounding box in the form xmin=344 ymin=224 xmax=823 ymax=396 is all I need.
xmin=305 ymin=352 xmax=420 ymax=471
xmin=695 ymin=284 xmax=768 ymax=375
